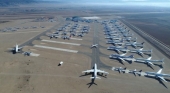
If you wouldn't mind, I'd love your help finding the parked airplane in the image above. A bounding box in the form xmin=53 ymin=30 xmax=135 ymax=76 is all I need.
xmin=145 ymin=69 xmax=170 ymax=82
xmin=123 ymin=33 xmax=133 ymax=37
xmin=105 ymin=36 xmax=121 ymax=39
xmin=135 ymin=57 xmax=164 ymax=66
xmin=107 ymin=46 xmax=130 ymax=53
xmin=62 ymin=35 xmax=70 ymax=40
xmin=109 ymin=53 xmax=135 ymax=63
xmin=77 ymin=33 xmax=84 ymax=37
xmin=125 ymin=42 xmax=144 ymax=48
xmin=123 ymin=37 xmax=137 ymax=42
xmin=91 ymin=44 xmax=98 ymax=48
xmin=82 ymin=63 xmax=109 ymax=79
xmin=106 ymin=40 xmax=124 ymax=45
xmin=11 ymin=44 xmax=22 ymax=54
xmin=130 ymin=48 xmax=152 ymax=56
xmin=48 ymin=34 xmax=59 ymax=39
xmin=129 ymin=69 xmax=142 ymax=76
xmin=23 ymin=52 xmax=31 ymax=56
xmin=112 ymin=67 xmax=126 ymax=73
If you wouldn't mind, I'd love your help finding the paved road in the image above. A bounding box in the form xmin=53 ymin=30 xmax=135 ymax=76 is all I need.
xmin=91 ymin=23 xmax=111 ymax=69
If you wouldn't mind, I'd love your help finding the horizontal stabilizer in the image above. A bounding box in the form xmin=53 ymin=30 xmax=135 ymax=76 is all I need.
xmin=90 ymin=77 xmax=101 ymax=79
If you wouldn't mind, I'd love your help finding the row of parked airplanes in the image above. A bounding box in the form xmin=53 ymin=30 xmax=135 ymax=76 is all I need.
xmin=10 ymin=23 xmax=90 ymax=54
xmin=82 ymin=20 xmax=170 ymax=87
xmin=48 ymin=23 xmax=90 ymax=40
xmin=103 ymin=22 xmax=164 ymax=69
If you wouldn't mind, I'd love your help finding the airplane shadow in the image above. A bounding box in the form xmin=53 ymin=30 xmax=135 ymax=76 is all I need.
xmin=146 ymin=64 xmax=154 ymax=70
xmin=87 ymin=78 xmax=97 ymax=88
xmin=145 ymin=76 xmax=170 ymax=89
xmin=80 ymin=71 xmax=107 ymax=88
xmin=154 ymin=64 xmax=163 ymax=68
xmin=117 ymin=59 xmax=125 ymax=65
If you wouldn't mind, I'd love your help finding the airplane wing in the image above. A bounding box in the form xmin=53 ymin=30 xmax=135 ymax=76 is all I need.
xmin=118 ymin=57 xmax=125 ymax=62
xmin=82 ymin=69 xmax=94 ymax=73
xmin=115 ymin=49 xmax=120 ymax=53
xmin=147 ymin=62 xmax=155 ymax=66
xmin=120 ymin=53 xmax=126 ymax=56
xmin=138 ymin=51 xmax=144 ymax=56
xmin=97 ymin=69 xmax=109 ymax=74
xmin=18 ymin=47 xmax=23 ymax=49
xmin=157 ymin=76 xmax=167 ymax=82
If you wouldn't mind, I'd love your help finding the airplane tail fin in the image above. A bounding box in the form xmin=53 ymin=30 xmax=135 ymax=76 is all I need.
xmin=147 ymin=56 xmax=152 ymax=60
xmin=139 ymin=70 xmax=142 ymax=72
xmin=141 ymin=42 xmax=145 ymax=45
xmin=157 ymin=69 xmax=162 ymax=74
xmin=125 ymin=46 xmax=128 ymax=49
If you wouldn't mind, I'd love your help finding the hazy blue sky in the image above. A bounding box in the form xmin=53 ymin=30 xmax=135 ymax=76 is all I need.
xmin=41 ymin=0 xmax=170 ymax=7
xmin=42 ymin=0 xmax=170 ymax=2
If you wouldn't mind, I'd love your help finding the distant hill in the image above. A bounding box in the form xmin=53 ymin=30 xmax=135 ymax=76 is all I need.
xmin=0 ymin=0 xmax=36 ymax=6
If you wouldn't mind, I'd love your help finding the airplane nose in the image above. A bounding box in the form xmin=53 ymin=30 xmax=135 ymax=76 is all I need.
xmin=109 ymin=55 xmax=112 ymax=58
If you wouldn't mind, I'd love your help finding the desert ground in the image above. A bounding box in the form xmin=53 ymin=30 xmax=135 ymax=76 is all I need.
xmin=0 ymin=3 xmax=170 ymax=93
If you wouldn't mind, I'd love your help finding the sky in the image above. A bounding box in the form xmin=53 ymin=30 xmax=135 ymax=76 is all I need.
xmin=40 ymin=0 xmax=170 ymax=7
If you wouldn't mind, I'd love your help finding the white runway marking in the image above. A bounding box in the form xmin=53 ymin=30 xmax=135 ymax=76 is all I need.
xmin=34 ymin=45 xmax=78 ymax=53
xmin=71 ymin=38 xmax=82 ymax=40
xmin=0 ymin=31 xmax=41 ymax=34
xmin=42 ymin=39 xmax=81 ymax=46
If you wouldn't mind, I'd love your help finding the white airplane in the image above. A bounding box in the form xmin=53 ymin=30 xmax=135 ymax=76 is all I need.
xmin=130 ymin=48 xmax=152 ymax=56
xmin=11 ymin=44 xmax=22 ymax=54
xmin=112 ymin=67 xmax=126 ymax=73
xmin=135 ymin=57 xmax=164 ymax=66
xmin=129 ymin=69 xmax=142 ymax=76
xmin=82 ymin=63 xmax=109 ymax=79
xmin=91 ymin=44 xmax=98 ymax=48
xmin=145 ymin=69 xmax=170 ymax=82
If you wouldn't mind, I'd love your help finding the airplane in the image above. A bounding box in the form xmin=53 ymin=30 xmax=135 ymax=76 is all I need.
xmin=82 ymin=63 xmax=109 ymax=79
xmin=129 ymin=69 xmax=142 ymax=76
xmin=11 ymin=44 xmax=23 ymax=54
xmin=107 ymin=46 xmax=130 ymax=53
xmin=81 ymin=30 xmax=89 ymax=34
xmin=53 ymin=31 xmax=59 ymax=34
xmin=91 ymin=44 xmax=98 ymax=48
xmin=135 ymin=57 xmax=164 ymax=67
xmin=23 ymin=52 xmax=31 ymax=56
xmin=62 ymin=32 xmax=67 ymax=35
xmin=104 ymin=33 xmax=120 ymax=37
xmin=123 ymin=37 xmax=137 ymax=42
xmin=145 ymin=69 xmax=170 ymax=82
xmin=105 ymin=36 xmax=121 ymax=39
xmin=48 ymin=34 xmax=59 ymax=39
xmin=70 ymin=32 xmax=76 ymax=37
xmin=130 ymin=48 xmax=152 ymax=56
xmin=104 ymin=32 xmax=119 ymax=35
xmin=77 ymin=33 xmax=84 ymax=37
xmin=106 ymin=40 xmax=124 ymax=45
xmin=112 ymin=67 xmax=126 ymax=73
xmin=125 ymin=42 xmax=144 ymax=48
xmin=123 ymin=33 xmax=133 ymax=37
xmin=62 ymin=35 xmax=70 ymax=40
xmin=109 ymin=53 xmax=135 ymax=63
